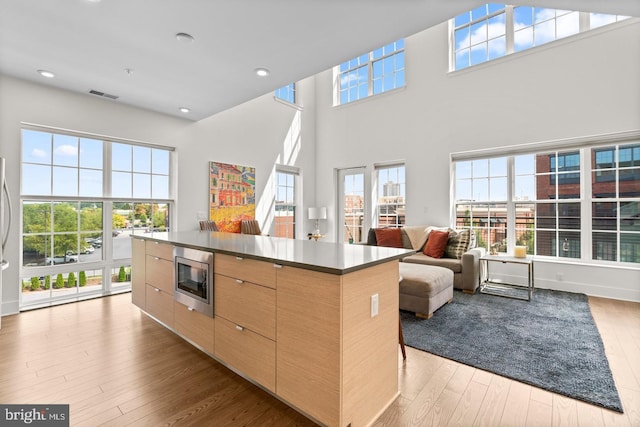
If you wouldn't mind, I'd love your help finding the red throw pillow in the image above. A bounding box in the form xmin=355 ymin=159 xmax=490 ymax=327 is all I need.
xmin=374 ymin=228 xmax=403 ymax=248
xmin=422 ymin=230 xmax=450 ymax=258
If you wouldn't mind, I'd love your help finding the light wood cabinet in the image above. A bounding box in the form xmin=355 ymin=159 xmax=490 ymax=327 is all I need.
xmin=214 ymin=274 xmax=276 ymax=340
xmin=174 ymin=301 xmax=214 ymax=354
xmin=277 ymin=261 xmax=399 ymax=427
xmin=146 ymin=239 xmax=174 ymax=260
xmin=131 ymin=236 xmax=401 ymax=427
xmin=215 ymin=253 xmax=276 ymax=289
xmin=214 ymin=258 xmax=277 ymax=392
xmin=145 ymin=284 xmax=174 ymax=327
xmin=276 ymin=266 xmax=342 ymax=426
xmin=214 ymin=316 xmax=276 ymax=392
xmin=131 ymin=239 xmax=175 ymax=328
xmin=131 ymin=237 xmax=146 ymax=310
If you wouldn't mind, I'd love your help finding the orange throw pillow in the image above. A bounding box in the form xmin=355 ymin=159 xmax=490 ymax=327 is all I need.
xmin=422 ymin=230 xmax=450 ymax=258
xmin=374 ymin=228 xmax=403 ymax=248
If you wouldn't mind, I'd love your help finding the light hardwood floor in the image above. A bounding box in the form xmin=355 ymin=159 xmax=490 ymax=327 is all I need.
xmin=0 ymin=293 xmax=638 ymax=426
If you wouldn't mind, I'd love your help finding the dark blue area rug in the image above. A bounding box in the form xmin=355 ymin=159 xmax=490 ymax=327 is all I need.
xmin=400 ymin=288 xmax=623 ymax=413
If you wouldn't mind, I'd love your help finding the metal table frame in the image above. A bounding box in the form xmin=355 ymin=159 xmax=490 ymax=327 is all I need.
xmin=479 ymin=255 xmax=535 ymax=301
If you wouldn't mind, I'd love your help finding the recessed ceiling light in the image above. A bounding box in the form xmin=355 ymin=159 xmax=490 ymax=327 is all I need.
xmin=175 ymin=32 xmax=195 ymax=43
xmin=255 ymin=68 xmax=270 ymax=77
xmin=179 ymin=107 xmax=190 ymax=113
xmin=37 ymin=70 xmax=55 ymax=78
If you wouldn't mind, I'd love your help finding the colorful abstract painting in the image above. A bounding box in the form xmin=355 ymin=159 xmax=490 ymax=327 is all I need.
xmin=209 ymin=162 xmax=256 ymax=233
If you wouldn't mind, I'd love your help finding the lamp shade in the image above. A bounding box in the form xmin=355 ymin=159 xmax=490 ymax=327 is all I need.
xmin=308 ymin=207 xmax=327 ymax=220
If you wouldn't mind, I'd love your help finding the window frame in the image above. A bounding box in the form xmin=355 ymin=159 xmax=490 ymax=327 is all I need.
xmin=450 ymin=5 xmax=631 ymax=71
xmin=20 ymin=124 xmax=175 ymax=310
xmin=451 ymin=132 xmax=640 ymax=266
xmin=274 ymin=83 xmax=296 ymax=105
xmin=374 ymin=162 xmax=406 ymax=228
xmin=274 ymin=165 xmax=300 ymax=239
xmin=334 ymin=39 xmax=405 ymax=106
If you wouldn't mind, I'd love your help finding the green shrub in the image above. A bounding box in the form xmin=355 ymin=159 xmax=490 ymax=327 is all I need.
xmin=79 ymin=271 xmax=87 ymax=287
xmin=30 ymin=276 xmax=40 ymax=291
xmin=44 ymin=275 xmax=51 ymax=290
xmin=67 ymin=272 xmax=76 ymax=288
xmin=22 ymin=280 xmax=29 ymax=291
xmin=118 ymin=266 xmax=126 ymax=282
xmin=55 ymin=274 xmax=64 ymax=289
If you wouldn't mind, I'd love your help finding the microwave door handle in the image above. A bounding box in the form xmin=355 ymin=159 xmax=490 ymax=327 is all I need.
xmin=2 ymin=178 xmax=12 ymax=252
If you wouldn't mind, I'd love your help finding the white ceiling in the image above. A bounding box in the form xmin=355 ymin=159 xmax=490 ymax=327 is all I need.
xmin=1 ymin=0 xmax=638 ymax=121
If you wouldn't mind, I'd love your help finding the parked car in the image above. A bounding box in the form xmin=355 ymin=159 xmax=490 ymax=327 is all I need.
xmin=82 ymin=246 xmax=95 ymax=254
xmin=45 ymin=253 xmax=79 ymax=265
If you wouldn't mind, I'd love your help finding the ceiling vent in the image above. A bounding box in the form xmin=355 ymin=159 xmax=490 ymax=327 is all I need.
xmin=88 ymin=89 xmax=119 ymax=100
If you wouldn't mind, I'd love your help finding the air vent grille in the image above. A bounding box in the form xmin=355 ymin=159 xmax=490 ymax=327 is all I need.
xmin=88 ymin=89 xmax=119 ymax=100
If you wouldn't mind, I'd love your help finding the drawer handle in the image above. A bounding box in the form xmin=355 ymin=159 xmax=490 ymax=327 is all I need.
xmin=154 ymin=287 xmax=161 ymax=292
xmin=273 ymin=264 xmax=282 ymax=269
xmin=235 ymin=279 xmax=244 ymax=284
xmin=187 ymin=307 xmax=195 ymax=312
xmin=235 ymin=256 xmax=243 ymax=261
xmin=154 ymin=257 xmax=160 ymax=260
xmin=235 ymin=325 xmax=244 ymax=332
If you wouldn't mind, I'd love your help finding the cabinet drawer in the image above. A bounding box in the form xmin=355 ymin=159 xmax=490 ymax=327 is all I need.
xmin=215 ymin=316 xmax=275 ymax=392
xmin=146 ymin=240 xmax=173 ymax=260
xmin=145 ymin=255 xmax=173 ymax=294
xmin=215 ymin=254 xmax=276 ymax=289
xmin=214 ymin=274 xmax=275 ymax=340
xmin=145 ymin=284 xmax=174 ymax=328
xmin=174 ymin=301 xmax=214 ymax=354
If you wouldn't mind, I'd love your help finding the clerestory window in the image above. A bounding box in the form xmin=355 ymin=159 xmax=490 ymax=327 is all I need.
xmin=451 ymin=4 xmax=630 ymax=71
xmin=335 ymin=39 xmax=405 ymax=105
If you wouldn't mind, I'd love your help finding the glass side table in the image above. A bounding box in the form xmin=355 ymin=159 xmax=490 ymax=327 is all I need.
xmin=479 ymin=254 xmax=535 ymax=301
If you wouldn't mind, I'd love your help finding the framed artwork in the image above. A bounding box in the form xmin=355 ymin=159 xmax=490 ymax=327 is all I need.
xmin=209 ymin=162 xmax=255 ymax=233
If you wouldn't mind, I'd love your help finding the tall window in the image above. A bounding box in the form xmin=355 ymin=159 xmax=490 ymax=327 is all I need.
xmin=455 ymin=158 xmax=508 ymax=252
xmin=275 ymin=83 xmax=296 ymax=104
xmin=335 ymin=39 xmax=405 ymax=105
xmin=591 ymin=144 xmax=640 ymax=263
xmin=453 ymin=141 xmax=640 ymax=265
xmin=452 ymin=4 xmax=630 ymax=70
xmin=340 ymin=169 xmax=366 ymax=243
xmin=21 ymin=127 xmax=173 ymax=309
xmin=274 ymin=168 xmax=298 ymax=238
xmin=376 ymin=164 xmax=406 ymax=228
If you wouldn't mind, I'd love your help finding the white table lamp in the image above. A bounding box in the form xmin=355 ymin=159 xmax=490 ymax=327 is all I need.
xmin=308 ymin=207 xmax=327 ymax=235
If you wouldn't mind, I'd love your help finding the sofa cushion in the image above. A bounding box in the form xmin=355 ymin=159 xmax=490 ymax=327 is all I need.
xmin=399 ymin=263 xmax=453 ymax=299
xmin=403 ymin=253 xmax=463 ymax=274
xmin=445 ymin=229 xmax=472 ymax=259
xmin=401 ymin=226 xmax=430 ymax=250
xmin=367 ymin=228 xmax=378 ymax=245
xmin=374 ymin=228 xmax=403 ymax=248
xmin=422 ymin=230 xmax=449 ymax=258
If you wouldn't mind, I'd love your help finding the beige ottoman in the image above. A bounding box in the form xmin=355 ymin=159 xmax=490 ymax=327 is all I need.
xmin=399 ymin=263 xmax=454 ymax=319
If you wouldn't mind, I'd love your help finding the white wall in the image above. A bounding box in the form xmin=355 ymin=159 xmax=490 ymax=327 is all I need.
xmin=175 ymin=77 xmax=317 ymax=236
xmin=0 ymin=75 xmax=318 ymax=316
xmin=313 ymin=20 xmax=640 ymax=300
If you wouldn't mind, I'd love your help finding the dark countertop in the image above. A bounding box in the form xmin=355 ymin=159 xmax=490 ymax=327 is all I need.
xmin=133 ymin=231 xmax=413 ymax=275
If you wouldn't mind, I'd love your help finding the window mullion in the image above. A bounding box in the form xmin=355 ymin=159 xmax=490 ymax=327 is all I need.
xmin=505 ymin=5 xmax=515 ymax=55
xmin=506 ymin=156 xmax=516 ymax=253
xmin=581 ymin=148 xmax=592 ymax=261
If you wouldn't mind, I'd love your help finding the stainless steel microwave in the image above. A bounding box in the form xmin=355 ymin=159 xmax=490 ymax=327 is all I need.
xmin=174 ymin=246 xmax=214 ymax=318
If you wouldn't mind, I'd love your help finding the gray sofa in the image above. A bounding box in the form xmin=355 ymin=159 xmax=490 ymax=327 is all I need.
xmin=366 ymin=226 xmax=485 ymax=293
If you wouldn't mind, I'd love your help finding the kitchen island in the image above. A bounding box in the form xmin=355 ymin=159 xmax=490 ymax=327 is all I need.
xmin=131 ymin=231 xmax=412 ymax=427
